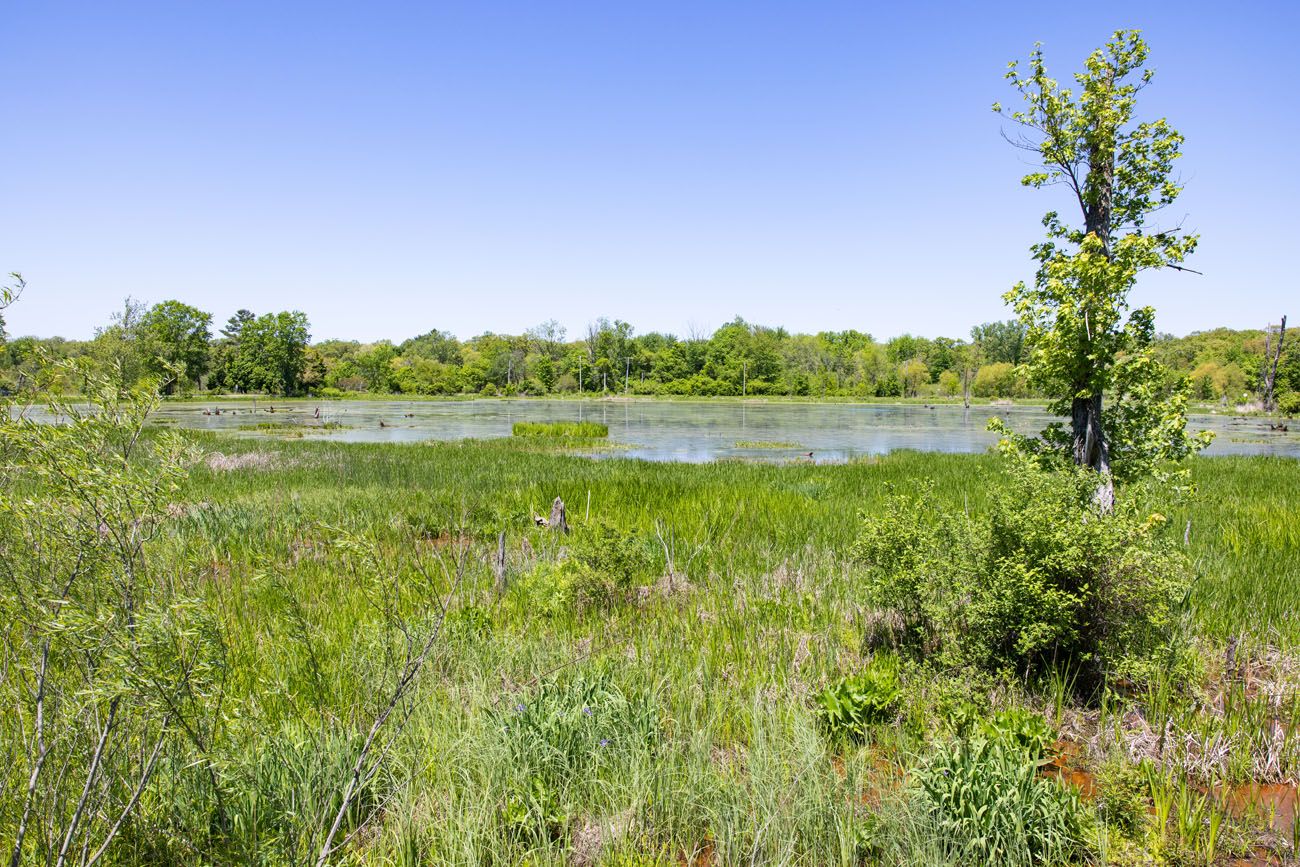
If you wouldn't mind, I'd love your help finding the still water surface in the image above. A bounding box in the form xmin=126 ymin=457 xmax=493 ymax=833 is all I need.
xmin=147 ymin=399 xmax=1299 ymax=463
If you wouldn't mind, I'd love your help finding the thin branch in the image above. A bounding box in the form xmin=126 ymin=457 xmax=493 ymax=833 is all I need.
xmin=84 ymin=725 xmax=167 ymax=867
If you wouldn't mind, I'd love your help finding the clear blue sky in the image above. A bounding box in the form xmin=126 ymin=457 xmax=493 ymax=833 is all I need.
xmin=3 ymin=1 xmax=1296 ymax=343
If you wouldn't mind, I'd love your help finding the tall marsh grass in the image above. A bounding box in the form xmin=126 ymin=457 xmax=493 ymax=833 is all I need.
xmin=10 ymin=430 xmax=1298 ymax=863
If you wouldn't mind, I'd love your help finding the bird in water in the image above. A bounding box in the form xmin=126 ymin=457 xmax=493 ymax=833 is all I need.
xmin=379 ymin=419 xmax=388 ymax=428
xmin=804 ymin=451 xmax=814 ymax=459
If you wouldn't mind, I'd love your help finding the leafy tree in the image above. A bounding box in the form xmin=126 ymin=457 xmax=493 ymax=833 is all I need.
xmin=527 ymin=320 xmax=567 ymax=360
xmin=972 ymin=362 xmax=1021 ymax=398
xmin=399 ymin=328 xmax=462 ymax=365
xmin=354 ymin=342 xmax=399 ymax=392
xmin=899 ymin=358 xmax=930 ymax=397
xmin=221 ymin=308 xmax=255 ymax=341
xmin=90 ymin=297 xmax=148 ymax=389
xmin=138 ymin=300 xmax=213 ymax=393
xmin=994 ymin=30 xmax=1208 ymax=506
xmin=937 ymin=369 xmax=961 ymax=397
xmin=970 ymin=320 xmax=1027 ymax=365
xmin=233 ymin=311 xmax=311 ymax=395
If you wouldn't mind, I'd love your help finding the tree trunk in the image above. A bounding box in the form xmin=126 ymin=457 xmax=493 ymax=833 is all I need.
xmin=1073 ymin=103 xmax=1117 ymax=512
xmin=1071 ymin=393 xmax=1114 ymax=511
xmin=1261 ymin=316 xmax=1288 ymax=413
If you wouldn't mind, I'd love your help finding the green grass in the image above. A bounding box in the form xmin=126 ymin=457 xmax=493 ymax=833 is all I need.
xmin=734 ymin=439 xmax=804 ymax=449
xmin=512 ymin=420 xmax=610 ymax=438
xmin=17 ymin=433 xmax=1300 ymax=863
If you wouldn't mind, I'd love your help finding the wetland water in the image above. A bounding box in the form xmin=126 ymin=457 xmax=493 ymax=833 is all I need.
xmin=144 ymin=399 xmax=1300 ymax=463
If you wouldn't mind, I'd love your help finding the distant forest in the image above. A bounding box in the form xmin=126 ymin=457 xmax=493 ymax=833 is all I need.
xmin=1 ymin=298 xmax=1294 ymax=410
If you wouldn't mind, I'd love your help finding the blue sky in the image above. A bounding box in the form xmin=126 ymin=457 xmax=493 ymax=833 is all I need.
xmin=3 ymin=1 xmax=1296 ymax=343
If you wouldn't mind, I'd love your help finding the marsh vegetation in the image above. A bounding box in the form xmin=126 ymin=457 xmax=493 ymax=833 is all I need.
xmin=3 ymin=26 xmax=1298 ymax=867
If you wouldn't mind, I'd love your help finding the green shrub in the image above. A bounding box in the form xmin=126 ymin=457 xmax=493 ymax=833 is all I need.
xmin=854 ymin=459 xmax=1192 ymax=690
xmin=511 ymin=421 xmax=609 ymax=438
xmin=1279 ymin=391 xmax=1300 ymax=416
xmin=510 ymin=522 xmax=653 ymax=613
xmin=563 ymin=520 xmax=653 ymax=605
xmin=816 ymin=653 xmax=902 ymax=741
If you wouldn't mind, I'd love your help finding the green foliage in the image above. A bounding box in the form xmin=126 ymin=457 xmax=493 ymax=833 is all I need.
xmin=0 ymin=272 xmax=23 ymax=343
xmin=219 ymin=721 xmax=380 ymax=865
xmin=1094 ymin=759 xmax=1150 ymax=840
xmin=980 ymin=707 xmax=1054 ymax=760
xmin=970 ymin=320 xmax=1028 ymax=366
xmin=508 ymin=521 xmax=653 ymax=615
xmin=855 ymin=458 xmax=1193 ymax=689
xmin=444 ymin=604 xmax=495 ymax=643
xmin=227 ymin=311 xmax=312 ymax=395
xmin=996 ymin=31 xmax=1208 ymax=488
xmin=816 ymin=653 xmax=902 ymax=741
xmin=494 ymin=674 xmax=657 ymax=842
xmin=562 ymin=519 xmax=654 ymax=606
xmin=0 ymin=373 xmax=221 ymax=861
xmin=906 ymin=722 xmax=1090 ymax=866
xmin=1279 ymin=391 xmax=1300 ymax=416
xmin=512 ymin=420 xmax=610 ymax=438
xmin=0 ymin=424 xmax=1283 ymax=861
xmin=971 ymin=361 xmax=1023 ymax=398
xmin=138 ymin=299 xmax=213 ymax=393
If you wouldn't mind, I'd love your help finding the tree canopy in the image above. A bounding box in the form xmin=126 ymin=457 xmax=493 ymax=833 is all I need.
xmin=993 ymin=30 xmax=1210 ymax=503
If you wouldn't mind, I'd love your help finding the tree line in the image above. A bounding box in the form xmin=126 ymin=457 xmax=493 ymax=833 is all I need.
xmin=0 ymin=299 xmax=1294 ymax=407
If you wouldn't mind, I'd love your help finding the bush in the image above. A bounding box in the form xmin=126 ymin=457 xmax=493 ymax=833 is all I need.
xmin=510 ymin=522 xmax=653 ymax=613
xmin=563 ymin=520 xmax=653 ymax=606
xmin=816 ymin=653 xmax=902 ymax=741
xmin=972 ymin=362 xmax=1023 ymax=398
xmin=854 ymin=459 xmax=1192 ymax=691
xmin=511 ymin=562 xmax=575 ymax=618
xmin=1279 ymin=391 xmax=1300 ymax=416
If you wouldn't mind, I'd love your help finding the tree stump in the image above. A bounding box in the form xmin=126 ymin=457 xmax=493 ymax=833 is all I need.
xmin=548 ymin=497 xmax=569 ymax=534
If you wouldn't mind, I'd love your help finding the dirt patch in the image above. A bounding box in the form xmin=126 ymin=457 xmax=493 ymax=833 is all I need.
xmin=1043 ymin=739 xmax=1097 ymax=797
xmin=679 ymin=839 xmax=716 ymax=866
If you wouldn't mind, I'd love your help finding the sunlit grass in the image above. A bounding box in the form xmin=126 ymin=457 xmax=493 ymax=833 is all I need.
xmin=512 ymin=420 xmax=610 ymax=438
xmin=132 ymin=434 xmax=1300 ymax=861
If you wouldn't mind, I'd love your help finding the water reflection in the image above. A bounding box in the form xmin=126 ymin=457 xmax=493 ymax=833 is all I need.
xmin=128 ymin=399 xmax=1300 ymax=463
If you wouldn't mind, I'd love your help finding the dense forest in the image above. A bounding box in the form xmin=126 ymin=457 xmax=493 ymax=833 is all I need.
xmin=1 ymin=296 xmax=1295 ymax=409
